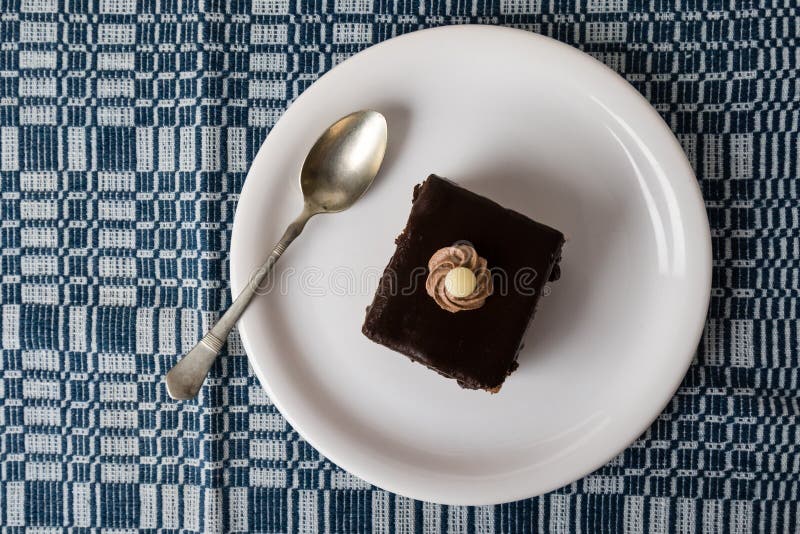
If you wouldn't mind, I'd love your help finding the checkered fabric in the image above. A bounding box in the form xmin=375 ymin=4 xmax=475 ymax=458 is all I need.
xmin=0 ymin=0 xmax=797 ymax=531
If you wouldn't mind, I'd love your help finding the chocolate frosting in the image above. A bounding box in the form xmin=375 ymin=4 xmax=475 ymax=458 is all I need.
xmin=362 ymin=175 xmax=566 ymax=391
xmin=425 ymin=244 xmax=492 ymax=312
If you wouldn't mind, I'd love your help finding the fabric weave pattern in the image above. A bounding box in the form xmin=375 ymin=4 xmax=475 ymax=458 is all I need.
xmin=0 ymin=0 xmax=797 ymax=532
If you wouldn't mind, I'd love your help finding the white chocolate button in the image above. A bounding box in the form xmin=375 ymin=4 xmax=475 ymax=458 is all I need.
xmin=444 ymin=267 xmax=477 ymax=298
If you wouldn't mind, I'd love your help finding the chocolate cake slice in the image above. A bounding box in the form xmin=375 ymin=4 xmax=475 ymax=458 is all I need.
xmin=362 ymin=175 xmax=565 ymax=392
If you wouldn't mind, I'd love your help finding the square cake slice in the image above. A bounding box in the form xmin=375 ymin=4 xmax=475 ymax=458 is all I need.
xmin=362 ymin=175 xmax=565 ymax=392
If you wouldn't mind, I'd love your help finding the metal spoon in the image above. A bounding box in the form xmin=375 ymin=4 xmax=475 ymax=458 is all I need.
xmin=166 ymin=110 xmax=388 ymax=400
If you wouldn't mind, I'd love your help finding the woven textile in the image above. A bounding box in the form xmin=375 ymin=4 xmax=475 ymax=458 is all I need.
xmin=0 ymin=0 xmax=798 ymax=531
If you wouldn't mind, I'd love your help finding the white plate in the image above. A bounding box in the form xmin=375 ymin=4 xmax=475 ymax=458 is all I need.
xmin=230 ymin=25 xmax=711 ymax=505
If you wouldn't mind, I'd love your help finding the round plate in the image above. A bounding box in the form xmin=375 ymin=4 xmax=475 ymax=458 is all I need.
xmin=230 ymin=25 xmax=711 ymax=505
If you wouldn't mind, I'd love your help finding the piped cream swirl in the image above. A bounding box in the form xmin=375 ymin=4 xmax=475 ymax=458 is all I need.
xmin=425 ymin=244 xmax=493 ymax=312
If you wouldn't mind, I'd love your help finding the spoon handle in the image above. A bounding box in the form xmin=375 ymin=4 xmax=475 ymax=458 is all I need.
xmin=165 ymin=210 xmax=313 ymax=400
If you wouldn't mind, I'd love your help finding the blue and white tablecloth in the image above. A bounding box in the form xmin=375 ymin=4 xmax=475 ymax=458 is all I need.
xmin=1 ymin=1 xmax=797 ymax=532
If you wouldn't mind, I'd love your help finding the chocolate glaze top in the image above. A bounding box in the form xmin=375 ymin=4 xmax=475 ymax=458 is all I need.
xmin=362 ymin=175 xmax=565 ymax=390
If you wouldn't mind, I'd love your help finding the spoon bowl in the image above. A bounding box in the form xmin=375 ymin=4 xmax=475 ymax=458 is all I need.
xmin=301 ymin=110 xmax=388 ymax=213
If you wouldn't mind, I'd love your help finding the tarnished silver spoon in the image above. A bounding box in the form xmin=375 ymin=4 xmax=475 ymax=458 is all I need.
xmin=166 ymin=110 xmax=388 ymax=400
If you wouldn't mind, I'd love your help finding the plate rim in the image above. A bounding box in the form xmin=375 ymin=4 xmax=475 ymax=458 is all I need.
xmin=230 ymin=24 xmax=712 ymax=505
